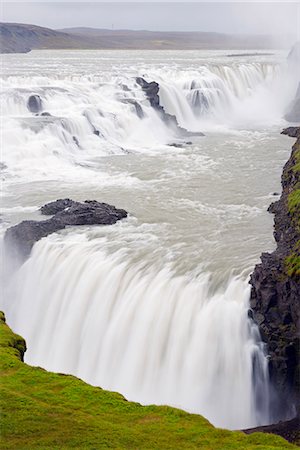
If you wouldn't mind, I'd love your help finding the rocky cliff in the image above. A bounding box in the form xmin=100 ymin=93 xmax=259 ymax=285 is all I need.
xmin=250 ymin=127 xmax=300 ymax=416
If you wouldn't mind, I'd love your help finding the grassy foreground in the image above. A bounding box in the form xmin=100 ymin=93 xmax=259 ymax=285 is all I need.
xmin=0 ymin=312 xmax=296 ymax=450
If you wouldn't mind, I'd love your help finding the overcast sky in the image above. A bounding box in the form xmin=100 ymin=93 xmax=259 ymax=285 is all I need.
xmin=1 ymin=2 xmax=299 ymax=37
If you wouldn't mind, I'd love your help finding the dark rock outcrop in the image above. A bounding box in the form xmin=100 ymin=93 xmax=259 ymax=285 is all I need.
xmin=5 ymin=199 xmax=127 ymax=261
xmin=243 ymin=416 xmax=300 ymax=444
xmin=27 ymin=95 xmax=43 ymax=114
xmin=40 ymin=198 xmax=75 ymax=215
xmin=250 ymin=127 xmax=300 ymax=416
xmin=281 ymin=127 xmax=300 ymax=139
xmin=136 ymin=77 xmax=204 ymax=137
xmin=136 ymin=77 xmax=161 ymax=109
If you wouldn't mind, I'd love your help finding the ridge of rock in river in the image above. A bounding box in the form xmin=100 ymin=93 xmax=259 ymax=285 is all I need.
xmin=136 ymin=77 xmax=204 ymax=137
xmin=249 ymin=127 xmax=300 ymax=417
xmin=4 ymin=199 xmax=127 ymax=261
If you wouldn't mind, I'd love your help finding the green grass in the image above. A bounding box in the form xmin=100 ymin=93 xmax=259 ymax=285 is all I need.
xmin=0 ymin=312 xmax=296 ymax=449
xmin=285 ymin=241 xmax=300 ymax=277
xmin=284 ymin=138 xmax=300 ymax=279
xmin=288 ymin=188 xmax=300 ymax=215
xmin=292 ymin=139 xmax=300 ymax=175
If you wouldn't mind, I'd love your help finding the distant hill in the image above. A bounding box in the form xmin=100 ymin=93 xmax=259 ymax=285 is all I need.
xmin=0 ymin=22 xmax=291 ymax=54
xmin=0 ymin=23 xmax=99 ymax=53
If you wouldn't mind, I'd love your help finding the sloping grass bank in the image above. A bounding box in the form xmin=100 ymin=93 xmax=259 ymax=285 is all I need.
xmin=0 ymin=312 xmax=296 ymax=449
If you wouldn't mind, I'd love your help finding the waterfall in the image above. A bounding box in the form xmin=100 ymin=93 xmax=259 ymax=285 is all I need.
xmin=157 ymin=62 xmax=296 ymax=129
xmin=1 ymin=52 xmax=290 ymax=431
xmin=3 ymin=234 xmax=270 ymax=430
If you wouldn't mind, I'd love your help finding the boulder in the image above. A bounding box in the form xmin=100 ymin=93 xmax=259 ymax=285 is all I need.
xmin=27 ymin=95 xmax=43 ymax=113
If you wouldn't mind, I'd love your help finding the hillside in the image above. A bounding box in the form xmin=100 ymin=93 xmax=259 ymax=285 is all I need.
xmin=0 ymin=22 xmax=98 ymax=53
xmin=0 ymin=312 xmax=296 ymax=449
xmin=0 ymin=22 xmax=288 ymax=53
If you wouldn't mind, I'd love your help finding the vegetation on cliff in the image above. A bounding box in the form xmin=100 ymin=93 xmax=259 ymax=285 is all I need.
xmin=285 ymin=137 xmax=300 ymax=277
xmin=0 ymin=312 xmax=296 ymax=449
xmin=250 ymin=128 xmax=300 ymax=422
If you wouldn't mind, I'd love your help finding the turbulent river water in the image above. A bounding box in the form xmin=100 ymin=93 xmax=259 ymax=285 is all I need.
xmin=1 ymin=49 xmax=298 ymax=430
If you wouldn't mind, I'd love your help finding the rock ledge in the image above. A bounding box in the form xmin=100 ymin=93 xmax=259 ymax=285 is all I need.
xmin=5 ymin=199 xmax=127 ymax=260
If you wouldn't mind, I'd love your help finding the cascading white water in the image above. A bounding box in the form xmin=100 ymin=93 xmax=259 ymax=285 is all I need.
xmin=157 ymin=62 xmax=296 ymax=129
xmin=1 ymin=49 xmax=295 ymax=431
xmin=4 ymin=233 xmax=270 ymax=430
xmin=1 ymin=56 xmax=297 ymax=185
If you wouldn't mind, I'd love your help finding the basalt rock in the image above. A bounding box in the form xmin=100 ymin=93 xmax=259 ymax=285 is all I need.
xmin=249 ymin=127 xmax=300 ymax=416
xmin=5 ymin=199 xmax=127 ymax=261
xmin=281 ymin=127 xmax=300 ymax=139
xmin=136 ymin=77 xmax=204 ymax=137
xmin=27 ymin=94 xmax=43 ymax=114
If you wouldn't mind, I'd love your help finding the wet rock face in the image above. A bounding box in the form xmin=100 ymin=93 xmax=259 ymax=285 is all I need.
xmin=27 ymin=95 xmax=43 ymax=113
xmin=250 ymin=128 xmax=300 ymax=416
xmin=4 ymin=199 xmax=128 ymax=261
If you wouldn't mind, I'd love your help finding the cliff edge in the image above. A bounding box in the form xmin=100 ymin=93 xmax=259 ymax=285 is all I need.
xmin=250 ymin=127 xmax=300 ymax=416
